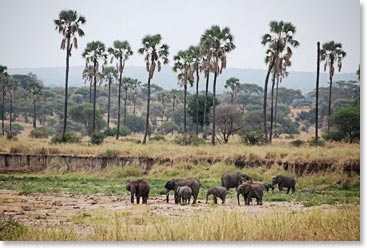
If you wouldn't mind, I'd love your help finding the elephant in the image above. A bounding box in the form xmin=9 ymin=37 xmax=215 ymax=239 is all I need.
xmin=125 ymin=178 xmax=150 ymax=204
xmin=176 ymin=186 xmax=192 ymax=204
xmin=165 ymin=178 xmax=201 ymax=204
xmin=272 ymin=175 xmax=296 ymax=194
xmin=206 ymin=187 xmax=228 ymax=204
xmin=237 ymin=182 xmax=263 ymax=206
xmin=221 ymin=172 xmax=252 ymax=190
xmin=253 ymin=181 xmax=274 ymax=193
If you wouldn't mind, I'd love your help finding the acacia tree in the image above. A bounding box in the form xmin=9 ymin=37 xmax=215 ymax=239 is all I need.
xmin=108 ymin=40 xmax=133 ymax=140
xmin=101 ymin=66 xmax=117 ymax=130
xmin=225 ymin=77 xmax=240 ymax=105
xmin=27 ymin=82 xmax=43 ymax=129
xmin=320 ymin=41 xmax=347 ymax=131
xmin=0 ymin=65 xmax=9 ymax=136
xmin=138 ymin=34 xmax=169 ymax=144
xmin=262 ymin=21 xmax=299 ymax=143
xmin=54 ymin=10 xmax=86 ymax=141
xmin=82 ymin=41 xmax=107 ymax=133
xmin=200 ymin=25 xmax=235 ymax=145
xmin=173 ymin=49 xmax=194 ymax=136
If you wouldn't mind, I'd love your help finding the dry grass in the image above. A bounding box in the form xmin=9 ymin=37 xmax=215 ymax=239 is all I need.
xmin=0 ymin=135 xmax=359 ymax=164
xmin=5 ymin=205 xmax=359 ymax=241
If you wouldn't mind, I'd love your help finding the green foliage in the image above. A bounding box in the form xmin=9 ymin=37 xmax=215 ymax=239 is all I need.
xmin=6 ymin=132 xmax=18 ymax=140
xmin=29 ymin=127 xmax=49 ymax=138
xmin=333 ymin=106 xmax=360 ymax=143
xmin=5 ymin=123 xmax=24 ymax=135
xmin=240 ymin=131 xmax=267 ymax=145
xmin=322 ymin=130 xmax=345 ymax=142
xmin=150 ymin=135 xmax=166 ymax=142
xmin=187 ymin=94 xmax=219 ymax=127
xmin=69 ymin=103 xmax=105 ymax=135
xmin=90 ymin=132 xmax=106 ymax=145
xmin=0 ymin=219 xmax=27 ymax=240
xmin=51 ymin=132 xmax=81 ymax=144
xmin=290 ymin=139 xmax=306 ymax=147
xmin=159 ymin=121 xmax=179 ymax=135
xmin=308 ymin=137 xmax=325 ymax=147
xmin=125 ymin=115 xmax=146 ymax=133
xmin=173 ymin=133 xmax=205 ymax=146
xmin=104 ymin=126 xmax=131 ymax=137
xmin=104 ymin=149 xmax=119 ymax=159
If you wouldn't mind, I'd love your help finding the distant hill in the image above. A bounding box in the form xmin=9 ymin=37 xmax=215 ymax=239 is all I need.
xmin=8 ymin=66 xmax=358 ymax=94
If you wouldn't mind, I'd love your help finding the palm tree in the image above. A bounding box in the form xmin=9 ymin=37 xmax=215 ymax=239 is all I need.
xmin=138 ymin=34 xmax=169 ymax=144
xmin=262 ymin=21 xmax=299 ymax=142
xmin=108 ymin=40 xmax=133 ymax=140
xmin=122 ymin=77 xmax=134 ymax=125
xmin=200 ymin=25 xmax=235 ymax=145
xmin=82 ymin=41 xmax=107 ymax=133
xmin=101 ymin=66 xmax=117 ymax=130
xmin=188 ymin=45 xmax=202 ymax=136
xmin=82 ymin=65 xmax=94 ymax=103
xmin=200 ymin=42 xmax=212 ymax=139
xmin=130 ymin=79 xmax=141 ymax=116
xmin=0 ymin=65 xmax=9 ymax=136
xmin=27 ymin=82 xmax=43 ymax=129
xmin=320 ymin=41 xmax=347 ymax=131
xmin=54 ymin=10 xmax=86 ymax=141
xmin=315 ymin=42 xmax=321 ymax=146
xmin=225 ymin=77 xmax=240 ymax=104
xmin=173 ymin=49 xmax=194 ymax=136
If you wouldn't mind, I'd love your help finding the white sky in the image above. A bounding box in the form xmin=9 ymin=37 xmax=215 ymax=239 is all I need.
xmin=0 ymin=0 xmax=360 ymax=73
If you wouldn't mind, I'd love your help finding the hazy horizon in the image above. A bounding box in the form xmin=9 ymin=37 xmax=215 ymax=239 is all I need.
xmin=0 ymin=0 xmax=361 ymax=73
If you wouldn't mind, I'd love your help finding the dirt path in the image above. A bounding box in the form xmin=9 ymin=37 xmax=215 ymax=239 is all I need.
xmin=0 ymin=189 xmax=336 ymax=230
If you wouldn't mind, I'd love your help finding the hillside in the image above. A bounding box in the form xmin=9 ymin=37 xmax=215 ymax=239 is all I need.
xmin=8 ymin=66 xmax=358 ymax=94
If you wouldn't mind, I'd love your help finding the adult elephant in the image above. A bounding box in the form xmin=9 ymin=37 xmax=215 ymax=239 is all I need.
xmin=165 ymin=178 xmax=201 ymax=204
xmin=272 ymin=175 xmax=296 ymax=194
xmin=126 ymin=178 xmax=150 ymax=204
xmin=237 ymin=182 xmax=263 ymax=206
xmin=221 ymin=172 xmax=252 ymax=190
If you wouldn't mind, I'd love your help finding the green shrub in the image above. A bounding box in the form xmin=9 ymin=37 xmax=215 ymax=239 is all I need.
xmin=5 ymin=123 xmax=24 ymax=135
xmin=51 ymin=132 xmax=81 ymax=144
xmin=173 ymin=133 xmax=205 ymax=146
xmin=308 ymin=137 xmax=325 ymax=147
xmin=104 ymin=149 xmax=119 ymax=159
xmin=150 ymin=135 xmax=166 ymax=142
xmin=104 ymin=126 xmax=131 ymax=137
xmin=290 ymin=139 xmax=305 ymax=147
xmin=322 ymin=130 xmax=345 ymax=142
xmin=6 ymin=132 xmax=18 ymax=140
xmin=90 ymin=132 xmax=106 ymax=145
xmin=29 ymin=127 xmax=49 ymax=138
xmin=284 ymin=134 xmax=295 ymax=139
xmin=240 ymin=131 xmax=267 ymax=145
xmin=0 ymin=219 xmax=27 ymax=240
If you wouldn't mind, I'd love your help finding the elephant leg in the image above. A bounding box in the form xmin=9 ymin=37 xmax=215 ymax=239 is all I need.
xmin=286 ymin=187 xmax=290 ymax=194
xmin=192 ymin=191 xmax=198 ymax=204
xmin=221 ymin=196 xmax=225 ymax=204
xmin=214 ymin=197 xmax=218 ymax=204
xmin=292 ymin=187 xmax=295 ymax=193
xmin=130 ymin=193 xmax=134 ymax=204
xmin=136 ymin=194 xmax=140 ymax=204
xmin=279 ymin=184 xmax=283 ymax=192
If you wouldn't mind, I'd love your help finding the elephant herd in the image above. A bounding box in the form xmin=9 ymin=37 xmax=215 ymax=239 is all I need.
xmin=125 ymin=173 xmax=296 ymax=206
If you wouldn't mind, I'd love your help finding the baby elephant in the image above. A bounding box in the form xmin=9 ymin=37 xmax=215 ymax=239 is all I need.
xmin=253 ymin=181 xmax=274 ymax=193
xmin=272 ymin=175 xmax=296 ymax=194
xmin=125 ymin=178 xmax=150 ymax=204
xmin=176 ymin=186 xmax=192 ymax=204
xmin=206 ymin=187 xmax=228 ymax=204
xmin=237 ymin=182 xmax=263 ymax=206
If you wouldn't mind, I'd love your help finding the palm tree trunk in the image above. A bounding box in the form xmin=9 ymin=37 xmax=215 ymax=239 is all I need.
xmin=184 ymin=84 xmax=187 ymax=136
xmin=33 ymin=99 xmax=37 ymax=128
xmin=116 ymin=66 xmax=122 ymax=140
xmin=1 ymin=92 xmax=4 ymax=136
xmin=124 ymin=86 xmax=128 ymax=126
xmin=269 ymin=70 xmax=276 ymax=143
xmin=211 ymin=71 xmax=218 ymax=145
xmin=92 ymin=60 xmax=97 ymax=133
xmin=274 ymin=76 xmax=280 ymax=134
xmin=142 ymin=77 xmax=151 ymax=144
xmin=9 ymin=94 xmax=13 ymax=133
xmin=107 ymin=78 xmax=111 ymax=130
xmin=195 ymin=67 xmax=199 ymax=137
xmin=133 ymin=96 xmax=136 ymax=116
xmin=89 ymin=78 xmax=92 ymax=103
xmin=327 ymin=75 xmax=333 ymax=131
xmin=203 ymin=73 xmax=210 ymax=139
xmin=231 ymin=94 xmax=234 ymax=105
xmin=263 ymin=55 xmax=276 ymax=143
xmin=62 ymin=37 xmax=71 ymax=141
xmin=315 ymin=42 xmax=320 ymax=146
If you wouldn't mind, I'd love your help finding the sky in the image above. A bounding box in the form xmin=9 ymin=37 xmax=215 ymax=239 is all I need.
xmin=0 ymin=0 xmax=361 ymax=73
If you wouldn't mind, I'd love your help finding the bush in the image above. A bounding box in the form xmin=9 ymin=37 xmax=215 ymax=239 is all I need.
xmin=10 ymin=145 xmax=30 ymax=154
xmin=322 ymin=130 xmax=345 ymax=142
xmin=159 ymin=121 xmax=180 ymax=135
xmin=290 ymin=139 xmax=306 ymax=147
xmin=6 ymin=132 xmax=18 ymax=140
xmin=90 ymin=132 xmax=106 ymax=145
xmin=51 ymin=132 xmax=81 ymax=144
xmin=104 ymin=126 xmax=131 ymax=137
xmin=29 ymin=127 xmax=49 ymax=138
xmin=150 ymin=135 xmax=166 ymax=142
xmin=308 ymin=137 xmax=325 ymax=147
xmin=240 ymin=131 xmax=267 ymax=145
xmin=173 ymin=133 xmax=205 ymax=146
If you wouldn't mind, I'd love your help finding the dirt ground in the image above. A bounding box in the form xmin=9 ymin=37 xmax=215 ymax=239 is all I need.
xmin=1 ymin=189 xmax=345 ymax=236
